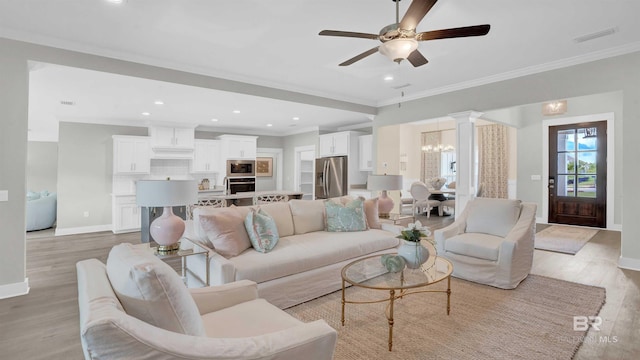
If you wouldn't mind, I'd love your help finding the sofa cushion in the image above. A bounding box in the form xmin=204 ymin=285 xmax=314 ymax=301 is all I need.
xmin=251 ymin=202 xmax=294 ymax=237
xmin=289 ymin=199 xmax=326 ymax=235
xmin=230 ymin=229 xmax=399 ymax=284
xmin=364 ymin=197 xmax=382 ymax=229
xmin=199 ymin=208 xmax=252 ymax=258
xmin=444 ymin=232 xmax=503 ymax=261
xmin=202 ymin=298 xmax=302 ymax=337
xmin=465 ymin=198 xmax=522 ymax=238
xmin=324 ymin=198 xmax=367 ymax=232
xmin=245 ymin=207 xmax=280 ymax=253
xmin=105 ymin=243 xmax=205 ymax=336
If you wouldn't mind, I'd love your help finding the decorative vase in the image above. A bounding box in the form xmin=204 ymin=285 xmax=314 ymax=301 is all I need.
xmin=398 ymin=239 xmax=430 ymax=269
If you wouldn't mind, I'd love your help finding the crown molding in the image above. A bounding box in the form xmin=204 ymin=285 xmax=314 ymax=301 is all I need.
xmin=377 ymin=42 xmax=640 ymax=107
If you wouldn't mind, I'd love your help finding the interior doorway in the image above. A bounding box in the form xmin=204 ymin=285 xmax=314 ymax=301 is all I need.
xmin=544 ymin=114 xmax=613 ymax=228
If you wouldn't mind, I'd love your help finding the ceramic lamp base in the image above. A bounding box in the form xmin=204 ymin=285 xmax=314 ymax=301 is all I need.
xmin=150 ymin=206 xmax=185 ymax=251
xmin=378 ymin=190 xmax=395 ymax=218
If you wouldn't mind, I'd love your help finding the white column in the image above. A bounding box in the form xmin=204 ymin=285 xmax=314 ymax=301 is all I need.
xmin=449 ymin=111 xmax=483 ymax=216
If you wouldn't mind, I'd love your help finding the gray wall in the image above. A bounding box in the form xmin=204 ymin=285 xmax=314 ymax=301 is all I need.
xmin=515 ymin=91 xmax=623 ymax=224
xmin=374 ymin=52 xmax=640 ymax=268
xmin=282 ymin=131 xmax=319 ymax=191
xmin=27 ymin=141 xmax=58 ymax=192
xmin=56 ymin=122 xmax=147 ymax=230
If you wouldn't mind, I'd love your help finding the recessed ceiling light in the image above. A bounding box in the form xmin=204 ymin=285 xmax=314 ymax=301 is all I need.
xmin=266 ymin=124 xmax=273 ymax=127
xmin=211 ymin=118 xmax=218 ymax=122
xmin=293 ymin=117 xmax=300 ymax=121
xmin=233 ymin=110 xmax=241 ymax=114
xmin=141 ymin=112 xmax=151 ymax=116
xmin=384 ymin=75 xmax=394 ymax=81
xmin=106 ymin=0 xmax=124 ymax=4
xmin=154 ymin=100 xmax=164 ymax=105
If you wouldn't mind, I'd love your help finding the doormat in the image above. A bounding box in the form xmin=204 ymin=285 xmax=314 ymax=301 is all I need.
xmin=535 ymin=225 xmax=599 ymax=254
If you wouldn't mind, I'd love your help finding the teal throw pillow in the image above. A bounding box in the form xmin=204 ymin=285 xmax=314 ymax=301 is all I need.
xmin=244 ymin=208 xmax=280 ymax=253
xmin=324 ymin=198 xmax=367 ymax=232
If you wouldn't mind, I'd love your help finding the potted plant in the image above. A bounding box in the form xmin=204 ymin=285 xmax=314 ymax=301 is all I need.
xmin=397 ymin=221 xmax=434 ymax=269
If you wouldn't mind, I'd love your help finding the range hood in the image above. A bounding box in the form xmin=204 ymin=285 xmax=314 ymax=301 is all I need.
xmin=150 ymin=147 xmax=194 ymax=160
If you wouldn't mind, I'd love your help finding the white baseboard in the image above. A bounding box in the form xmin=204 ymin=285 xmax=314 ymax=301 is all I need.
xmin=55 ymin=224 xmax=112 ymax=236
xmin=0 ymin=278 xmax=30 ymax=299
xmin=618 ymin=256 xmax=640 ymax=272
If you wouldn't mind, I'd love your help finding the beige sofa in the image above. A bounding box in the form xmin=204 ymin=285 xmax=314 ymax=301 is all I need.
xmin=183 ymin=198 xmax=400 ymax=309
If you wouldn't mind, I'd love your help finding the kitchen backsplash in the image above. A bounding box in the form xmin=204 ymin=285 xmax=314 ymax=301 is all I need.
xmin=112 ymin=159 xmax=218 ymax=195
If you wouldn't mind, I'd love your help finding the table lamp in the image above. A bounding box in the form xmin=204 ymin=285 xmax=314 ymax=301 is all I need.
xmin=136 ymin=179 xmax=197 ymax=252
xmin=367 ymin=174 xmax=403 ymax=218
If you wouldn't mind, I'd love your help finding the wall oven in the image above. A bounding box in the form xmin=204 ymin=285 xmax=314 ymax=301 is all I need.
xmin=228 ymin=177 xmax=256 ymax=194
xmin=227 ymin=159 xmax=255 ymax=177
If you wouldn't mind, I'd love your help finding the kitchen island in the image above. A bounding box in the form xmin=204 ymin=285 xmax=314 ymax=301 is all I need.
xmin=209 ymin=191 xmax=304 ymax=207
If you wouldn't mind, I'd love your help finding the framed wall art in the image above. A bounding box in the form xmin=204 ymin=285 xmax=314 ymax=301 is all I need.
xmin=256 ymin=157 xmax=273 ymax=177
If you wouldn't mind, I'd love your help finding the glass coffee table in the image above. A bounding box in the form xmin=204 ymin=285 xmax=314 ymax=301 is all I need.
xmin=341 ymin=254 xmax=453 ymax=351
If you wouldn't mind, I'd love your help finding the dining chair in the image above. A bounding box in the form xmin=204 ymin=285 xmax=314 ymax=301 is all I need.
xmin=253 ymin=193 xmax=288 ymax=205
xmin=409 ymin=181 xmax=443 ymax=219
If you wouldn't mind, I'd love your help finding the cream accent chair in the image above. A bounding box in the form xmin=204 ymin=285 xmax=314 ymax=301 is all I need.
xmin=434 ymin=198 xmax=537 ymax=289
xmin=77 ymin=243 xmax=337 ymax=360
xmin=410 ymin=181 xmax=443 ymax=218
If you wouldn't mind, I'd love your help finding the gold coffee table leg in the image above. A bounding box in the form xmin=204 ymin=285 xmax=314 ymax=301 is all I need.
xmin=341 ymin=279 xmax=346 ymax=326
xmin=446 ymin=276 xmax=451 ymax=315
xmin=388 ymin=289 xmax=395 ymax=351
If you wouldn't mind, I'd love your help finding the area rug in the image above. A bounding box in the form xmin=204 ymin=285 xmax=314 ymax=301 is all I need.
xmin=285 ymin=275 xmax=605 ymax=360
xmin=535 ymin=225 xmax=599 ymax=254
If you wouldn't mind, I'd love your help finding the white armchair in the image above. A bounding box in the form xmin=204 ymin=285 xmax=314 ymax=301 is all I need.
xmin=410 ymin=181 xmax=443 ymax=218
xmin=434 ymin=198 xmax=537 ymax=289
xmin=77 ymin=243 xmax=337 ymax=360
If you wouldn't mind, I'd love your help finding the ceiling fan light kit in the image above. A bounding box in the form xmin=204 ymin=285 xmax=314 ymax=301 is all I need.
xmin=379 ymin=38 xmax=419 ymax=62
xmin=319 ymin=0 xmax=490 ymax=67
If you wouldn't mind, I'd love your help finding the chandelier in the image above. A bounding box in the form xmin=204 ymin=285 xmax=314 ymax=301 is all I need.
xmin=422 ymin=143 xmax=455 ymax=152
xmin=422 ymin=119 xmax=455 ymax=153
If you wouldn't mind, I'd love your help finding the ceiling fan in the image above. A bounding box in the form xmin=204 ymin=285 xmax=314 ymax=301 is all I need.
xmin=319 ymin=0 xmax=490 ymax=67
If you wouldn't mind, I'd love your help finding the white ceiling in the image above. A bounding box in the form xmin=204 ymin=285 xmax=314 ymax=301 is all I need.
xmin=2 ymin=0 xmax=640 ymax=140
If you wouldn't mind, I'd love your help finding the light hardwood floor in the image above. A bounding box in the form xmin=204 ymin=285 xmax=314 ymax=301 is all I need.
xmin=0 ymin=217 xmax=638 ymax=359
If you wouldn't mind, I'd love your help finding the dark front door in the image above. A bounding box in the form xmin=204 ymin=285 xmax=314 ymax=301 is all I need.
xmin=548 ymin=121 xmax=607 ymax=227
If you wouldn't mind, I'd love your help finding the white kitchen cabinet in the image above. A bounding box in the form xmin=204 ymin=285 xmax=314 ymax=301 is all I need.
xmin=318 ymin=131 xmax=350 ymax=156
xmin=217 ymin=135 xmax=258 ymax=160
xmin=112 ymin=195 xmax=141 ymax=233
xmin=149 ymin=126 xmax=195 ymax=150
xmin=358 ymin=134 xmax=373 ymax=171
xmin=113 ymin=136 xmax=150 ymax=174
xmin=192 ymin=139 xmax=221 ymax=173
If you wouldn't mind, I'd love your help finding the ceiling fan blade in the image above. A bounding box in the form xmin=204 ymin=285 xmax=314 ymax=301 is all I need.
xmin=416 ymin=24 xmax=491 ymax=41
xmin=319 ymin=30 xmax=379 ymax=40
xmin=407 ymin=50 xmax=429 ymax=67
xmin=339 ymin=47 xmax=380 ymax=66
xmin=400 ymin=0 xmax=439 ymax=31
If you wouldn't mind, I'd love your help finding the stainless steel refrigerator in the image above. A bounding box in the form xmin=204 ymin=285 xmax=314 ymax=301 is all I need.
xmin=315 ymin=155 xmax=348 ymax=199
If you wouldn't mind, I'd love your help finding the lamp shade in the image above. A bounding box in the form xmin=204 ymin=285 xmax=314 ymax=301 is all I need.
xmin=379 ymin=38 xmax=419 ymax=62
xmin=367 ymin=175 xmax=403 ymax=191
xmin=136 ymin=180 xmax=198 ymax=207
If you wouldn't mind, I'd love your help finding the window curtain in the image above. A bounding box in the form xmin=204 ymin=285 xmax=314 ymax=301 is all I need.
xmin=421 ymin=132 xmax=441 ymax=182
xmin=477 ymin=124 xmax=508 ymax=198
